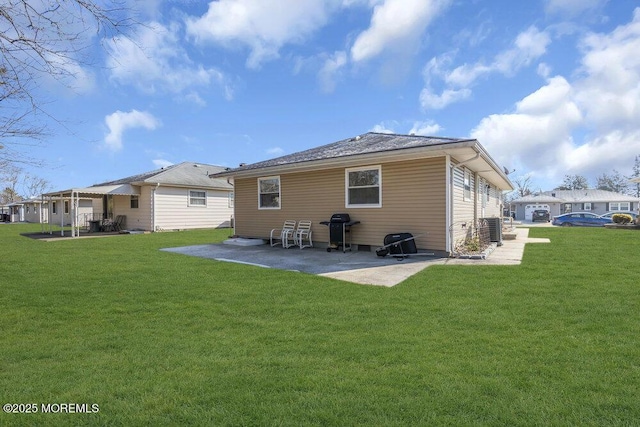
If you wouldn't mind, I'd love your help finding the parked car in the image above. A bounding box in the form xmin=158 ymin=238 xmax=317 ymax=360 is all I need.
xmin=531 ymin=209 xmax=550 ymax=222
xmin=552 ymin=212 xmax=613 ymax=227
xmin=599 ymin=211 xmax=638 ymax=220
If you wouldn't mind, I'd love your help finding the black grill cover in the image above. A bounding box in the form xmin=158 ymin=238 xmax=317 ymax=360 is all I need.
xmin=330 ymin=213 xmax=351 ymax=223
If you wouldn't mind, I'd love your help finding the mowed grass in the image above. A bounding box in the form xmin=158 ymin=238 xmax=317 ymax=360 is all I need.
xmin=0 ymin=223 xmax=639 ymax=426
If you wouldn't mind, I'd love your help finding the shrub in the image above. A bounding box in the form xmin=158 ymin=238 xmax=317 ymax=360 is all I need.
xmin=612 ymin=213 xmax=633 ymax=224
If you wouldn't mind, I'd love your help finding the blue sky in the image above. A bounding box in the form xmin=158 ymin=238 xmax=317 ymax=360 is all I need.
xmin=20 ymin=0 xmax=640 ymax=193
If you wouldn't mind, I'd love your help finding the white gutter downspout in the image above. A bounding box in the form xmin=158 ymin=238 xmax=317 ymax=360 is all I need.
xmin=227 ymin=177 xmax=235 ymax=235
xmin=449 ymin=152 xmax=481 ymax=254
xmin=152 ymin=183 xmax=160 ymax=232
xmin=72 ymin=191 xmax=79 ymax=238
xmin=59 ymin=193 xmax=64 ymax=236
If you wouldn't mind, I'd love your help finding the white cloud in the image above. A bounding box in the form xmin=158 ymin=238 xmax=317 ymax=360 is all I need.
xmin=106 ymin=22 xmax=232 ymax=102
xmin=370 ymin=120 xmax=441 ymax=136
xmin=370 ymin=123 xmax=396 ymax=134
xmin=409 ymin=121 xmax=441 ymax=136
xmin=104 ymin=110 xmax=161 ymax=152
xmin=153 ymin=159 xmax=174 ymax=169
xmin=185 ymin=0 xmax=333 ymax=69
xmin=472 ymin=9 xmax=640 ymax=186
xmin=471 ymin=76 xmax=582 ymax=179
xmin=574 ymin=8 xmax=640 ymax=132
xmin=494 ymin=27 xmax=552 ymax=75
xmin=318 ymin=51 xmax=348 ymax=93
xmin=419 ymin=87 xmax=471 ymax=110
xmin=545 ymin=0 xmax=608 ymax=16
xmin=421 ymin=26 xmax=551 ymax=110
xmin=350 ymin=0 xmax=451 ymax=63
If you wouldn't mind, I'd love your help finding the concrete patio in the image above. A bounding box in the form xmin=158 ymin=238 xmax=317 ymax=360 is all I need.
xmin=161 ymin=227 xmax=550 ymax=287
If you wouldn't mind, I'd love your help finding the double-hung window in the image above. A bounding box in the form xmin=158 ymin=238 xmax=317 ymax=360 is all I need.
xmin=346 ymin=166 xmax=382 ymax=208
xmin=130 ymin=195 xmax=139 ymax=209
xmin=463 ymin=169 xmax=471 ymax=201
xmin=609 ymin=202 xmax=630 ymax=211
xmin=189 ymin=190 xmax=207 ymax=207
xmin=258 ymin=176 xmax=281 ymax=209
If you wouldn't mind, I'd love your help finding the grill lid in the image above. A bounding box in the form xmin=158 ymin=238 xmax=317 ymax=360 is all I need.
xmin=330 ymin=213 xmax=351 ymax=223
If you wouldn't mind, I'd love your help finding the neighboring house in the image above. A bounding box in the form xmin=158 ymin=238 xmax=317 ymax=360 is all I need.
xmin=510 ymin=189 xmax=639 ymax=221
xmin=21 ymin=198 xmax=49 ymax=223
xmin=212 ymin=132 xmax=513 ymax=256
xmin=43 ymin=162 xmax=234 ymax=237
xmin=6 ymin=201 xmax=24 ymax=222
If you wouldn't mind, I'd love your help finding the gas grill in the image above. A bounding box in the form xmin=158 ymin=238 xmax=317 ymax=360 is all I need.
xmin=319 ymin=213 xmax=360 ymax=253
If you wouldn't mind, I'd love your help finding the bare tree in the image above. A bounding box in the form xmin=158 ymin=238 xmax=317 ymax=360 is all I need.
xmin=596 ymin=170 xmax=629 ymax=194
xmin=0 ymin=0 xmax=133 ymax=166
xmin=0 ymin=164 xmax=22 ymax=203
xmin=513 ymin=174 xmax=534 ymax=198
xmin=555 ymin=174 xmax=590 ymax=190
xmin=627 ymin=155 xmax=640 ymax=198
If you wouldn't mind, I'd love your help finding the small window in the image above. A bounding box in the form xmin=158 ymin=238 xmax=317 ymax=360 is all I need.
xmin=189 ymin=190 xmax=207 ymax=207
xmin=64 ymin=200 xmax=70 ymax=214
xmin=463 ymin=169 xmax=471 ymax=201
xmin=258 ymin=176 xmax=281 ymax=209
xmin=26 ymin=206 xmax=30 ymax=214
xmin=584 ymin=202 xmax=592 ymax=211
xmin=130 ymin=195 xmax=139 ymax=209
xmin=228 ymin=192 xmax=234 ymax=208
xmin=346 ymin=166 xmax=382 ymax=208
xmin=52 ymin=202 xmax=57 ymax=214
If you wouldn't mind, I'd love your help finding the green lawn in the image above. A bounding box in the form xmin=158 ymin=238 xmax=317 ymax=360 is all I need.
xmin=1 ymin=223 xmax=638 ymax=426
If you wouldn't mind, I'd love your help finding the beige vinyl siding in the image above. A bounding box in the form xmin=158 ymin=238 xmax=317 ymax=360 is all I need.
xmin=451 ymin=165 xmax=476 ymax=245
xmin=234 ymin=157 xmax=447 ymax=252
xmin=49 ymin=199 xmax=92 ymax=226
xmin=154 ymin=186 xmax=233 ymax=231
xmin=111 ymin=188 xmax=152 ymax=231
xmin=483 ymin=184 xmax=503 ymax=218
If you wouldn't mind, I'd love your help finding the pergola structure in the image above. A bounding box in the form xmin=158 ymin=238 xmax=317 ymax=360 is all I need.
xmin=42 ymin=184 xmax=140 ymax=237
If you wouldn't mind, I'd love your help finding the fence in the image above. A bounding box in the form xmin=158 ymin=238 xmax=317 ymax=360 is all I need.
xmin=450 ymin=219 xmax=492 ymax=257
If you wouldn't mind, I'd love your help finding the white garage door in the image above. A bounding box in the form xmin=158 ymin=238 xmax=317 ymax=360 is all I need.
xmin=525 ymin=204 xmax=550 ymax=220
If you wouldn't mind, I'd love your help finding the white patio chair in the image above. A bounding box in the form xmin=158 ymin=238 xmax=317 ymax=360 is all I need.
xmin=294 ymin=220 xmax=313 ymax=249
xmin=270 ymin=220 xmax=297 ymax=248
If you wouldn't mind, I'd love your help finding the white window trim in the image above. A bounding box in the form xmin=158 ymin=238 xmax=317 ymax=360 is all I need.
xmin=463 ymin=168 xmax=471 ymax=201
xmin=188 ymin=190 xmax=207 ymax=207
xmin=258 ymin=176 xmax=281 ymax=210
xmin=345 ymin=165 xmax=382 ymax=208
xmin=584 ymin=202 xmax=592 ymax=211
xmin=228 ymin=192 xmax=234 ymax=208
xmin=610 ymin=202 xmax=630 ymax=211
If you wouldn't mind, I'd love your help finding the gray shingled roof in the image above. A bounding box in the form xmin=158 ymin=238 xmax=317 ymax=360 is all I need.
xmin=220 ymin=132 xmax=472 ymax=174
xmin=94 ymin=162 xmax=232 ymax=189
xmin=513 ymin=189 xmax=638 ymax=203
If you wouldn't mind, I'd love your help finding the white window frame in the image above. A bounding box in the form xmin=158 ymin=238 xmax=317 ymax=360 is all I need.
xmin=188 ymin=190 xmax=207 ymax=207
xmin=345 ymin=165 xmax=382 ymax=208
xmin=463 ymin=169 xmax=471 ymax=201
xmin=64 ymin=200 xmax=70 ymax=214
xmin=584 ymin=202 xmax=592 ymax=211
xmin=258 ymin=176 xmax=281 ymax=210
xmin=228 ymin=192 xmax=234 ymax=208
xmin=609 ymin=202 xmax=630 ymax=211
xmin=52 ymin=201 xmax=57 ymax=214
